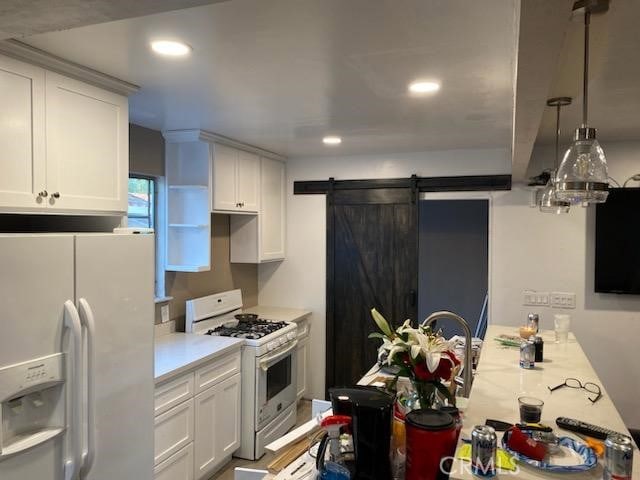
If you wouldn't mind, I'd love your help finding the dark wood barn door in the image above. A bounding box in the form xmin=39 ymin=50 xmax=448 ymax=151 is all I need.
xmin=326 ymin=188 xmax=418 ymax=392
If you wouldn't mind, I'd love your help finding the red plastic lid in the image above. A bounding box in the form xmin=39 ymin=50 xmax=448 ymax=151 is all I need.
xmin=320 ymin=415 xmax=352 ymax=427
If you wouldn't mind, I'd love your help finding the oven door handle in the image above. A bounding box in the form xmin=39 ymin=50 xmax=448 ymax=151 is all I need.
xmin=259 ymin=340 xmax=298 ymax=372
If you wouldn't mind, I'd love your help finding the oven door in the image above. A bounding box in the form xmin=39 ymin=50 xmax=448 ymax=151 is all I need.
xmin=255 ymin=339 xmax=298 ymax=430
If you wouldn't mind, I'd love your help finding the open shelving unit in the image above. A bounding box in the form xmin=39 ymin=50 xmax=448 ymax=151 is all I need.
xmin=163 ymin=133 xmax=212 ymax=272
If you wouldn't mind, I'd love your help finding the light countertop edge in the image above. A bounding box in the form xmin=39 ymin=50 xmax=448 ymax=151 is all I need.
xmin=154 ymin=333 xmax=244 ymax=384
xmin=242 ymin=305 xmax=311 ymax=323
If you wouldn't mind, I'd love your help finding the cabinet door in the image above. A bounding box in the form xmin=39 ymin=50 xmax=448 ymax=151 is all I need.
xmin=260 ymin=157 xmax=286 ymax=261
xmin=45 ymin=72 xmax=128 ymax=213
xmin=236 ymin=150 xmax=259 ymax=212
xmin=296 ymin=337 xmax=309 ymax=401
xmin=0 ymin=56 xmax=46 ymax=210
xmin=212 ymin=143 xmax=239 ymax=211
xmin=154 ymin=443 xmax=194 ymax=480
xmin=194 ymin=373 xmax=241 ymax=479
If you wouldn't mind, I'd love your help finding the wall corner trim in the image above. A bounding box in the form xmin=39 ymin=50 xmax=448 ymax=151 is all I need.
xmin=0 ymin=39 xmax=140 ymax=96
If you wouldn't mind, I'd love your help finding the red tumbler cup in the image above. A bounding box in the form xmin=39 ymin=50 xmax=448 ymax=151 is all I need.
xmin=405 ymin=409 xmax=458 ymax=480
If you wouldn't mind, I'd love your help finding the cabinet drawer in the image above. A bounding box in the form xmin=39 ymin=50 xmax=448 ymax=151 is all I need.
xmin=154 ymin=399 xmax=194 ymax=466
xmin=155 ymin=373 xmax=195 ymax=416
xmin=194 ymin=351 xmax=241 ymax=394
xmin=154 ymin=443 xmax=194 ymax=480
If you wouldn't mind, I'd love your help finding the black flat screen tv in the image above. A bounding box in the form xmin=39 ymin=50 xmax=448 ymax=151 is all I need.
xmin=595 ymin=188 xmax=640 ymax=294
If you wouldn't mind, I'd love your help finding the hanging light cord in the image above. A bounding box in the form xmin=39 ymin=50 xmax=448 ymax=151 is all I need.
xmin=555 ymin=103 xmax=561 ymax=170
xmin=582 ymin=10 xmax=591 ymax=127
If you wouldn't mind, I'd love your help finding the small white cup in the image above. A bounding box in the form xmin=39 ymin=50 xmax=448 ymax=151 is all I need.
xmin=554 ymin=314 xmax=571 ymax=343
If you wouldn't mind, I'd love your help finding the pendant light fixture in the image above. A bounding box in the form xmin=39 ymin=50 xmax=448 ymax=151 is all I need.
xmin=555 ymin=0 xmax=610 ymax=205
xmin=540 ymin=97 xmax=572 ymax=214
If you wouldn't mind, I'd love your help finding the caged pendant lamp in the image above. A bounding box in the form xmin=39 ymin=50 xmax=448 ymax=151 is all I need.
xmin=540 ymin=97 xmax=572 ymax=214
xmin=555 ymin=0 xmax=610 ymax=205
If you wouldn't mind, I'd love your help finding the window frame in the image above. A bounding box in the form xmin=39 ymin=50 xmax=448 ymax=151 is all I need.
xmin=127 ymin=175 xmax=156 ymax=229
xmin=127 ymin=173 xmax=167 ymax=300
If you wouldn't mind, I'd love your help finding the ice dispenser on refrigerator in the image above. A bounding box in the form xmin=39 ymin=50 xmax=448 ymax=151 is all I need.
xmin=0 ymin=353 xmax=66 ymax=459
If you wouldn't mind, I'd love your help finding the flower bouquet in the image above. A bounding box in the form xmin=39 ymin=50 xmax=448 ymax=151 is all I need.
xmin=370 ymin=308 xmax=460 ymax=409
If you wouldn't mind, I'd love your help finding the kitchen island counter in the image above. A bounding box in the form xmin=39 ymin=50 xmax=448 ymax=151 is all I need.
xmin=447 ymin=324 xmax=639 ymax=479
xmin=260 ymin=325 xmax=639 ymax=479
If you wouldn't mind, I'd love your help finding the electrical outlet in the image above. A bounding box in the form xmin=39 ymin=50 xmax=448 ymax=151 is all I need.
xmin=523 ymin=290 xmax=549 ymax=306
xmin=161 ymin=304 xmax=170 ymax=323
xmin=550 ymin=292 xmax=576 ymax=309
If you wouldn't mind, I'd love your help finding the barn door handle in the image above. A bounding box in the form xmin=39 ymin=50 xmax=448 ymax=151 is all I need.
xmin=409 ymin=290 xmax=417 ymax=307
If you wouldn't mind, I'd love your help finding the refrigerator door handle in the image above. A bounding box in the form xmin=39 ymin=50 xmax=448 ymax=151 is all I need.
xmin=78 ymin=298 xmax=96 ymax=477
xmin=63 ymin=300 xmax=83 ymax=480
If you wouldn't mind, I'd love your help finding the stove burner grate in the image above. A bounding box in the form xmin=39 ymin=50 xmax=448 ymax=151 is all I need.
xmin=205 ymin=319 xmax=288 ymax=339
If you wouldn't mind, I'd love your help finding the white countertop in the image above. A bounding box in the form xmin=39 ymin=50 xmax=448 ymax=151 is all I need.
xmin=242 ymin=305 xmax=311 ymax=323
xmin=450 ymin=324 xmax=639 ymax=479
xmin=154 ymin=333 xmax=244 ymax=384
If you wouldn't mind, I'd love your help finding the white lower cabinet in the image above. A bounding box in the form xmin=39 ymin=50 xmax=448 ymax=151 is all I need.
xmin=154 ymin=399 xmax=195 ymax=465
xmin=154 ymin=443 xmax=194 ymax=480
xmin=194 ymin=372 xmax=242 ymax=480
xmin=296 ymin=336 xmax=309 ymax=402
xmin=154 ymin=351 xmax=242 ymax=480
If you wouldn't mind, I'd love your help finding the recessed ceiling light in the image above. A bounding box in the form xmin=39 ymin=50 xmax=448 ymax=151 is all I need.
xmin=323 ymin=136 xmax=342 ymax=145
xmin=151 ymin=40 xmax=191 ymax=57
xmin=408 ymin=81 xmax=440 ymax=94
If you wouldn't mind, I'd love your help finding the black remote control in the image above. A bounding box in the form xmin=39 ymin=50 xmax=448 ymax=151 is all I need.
xmin=556 ymin=417 xmax=626 ymax=440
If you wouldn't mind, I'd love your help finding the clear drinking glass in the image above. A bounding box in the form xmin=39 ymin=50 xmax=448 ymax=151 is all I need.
xmin=518 ymin=396 xmax=544 ymax=424
xmin=554 ymin=314 xmax=571 ymax=343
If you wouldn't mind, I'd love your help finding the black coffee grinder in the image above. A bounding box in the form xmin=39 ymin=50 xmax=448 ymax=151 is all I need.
xmin=328 ymin=386 xmax=394 ymax=480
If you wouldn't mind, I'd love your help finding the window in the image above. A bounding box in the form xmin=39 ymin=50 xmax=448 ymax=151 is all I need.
xmin=127 ymin=174 xmax=167 ymax=300
xmin=128 ymin=176 xmax=155 ymax=228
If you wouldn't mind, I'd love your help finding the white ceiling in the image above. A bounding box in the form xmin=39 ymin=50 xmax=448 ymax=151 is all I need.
xmin=24 ymin=0 xmax=518 ymax=159
xmin=535 ymin=0 xmax=640 ymax=147
xmin=0 ymin=0 xmax=225 ymax=39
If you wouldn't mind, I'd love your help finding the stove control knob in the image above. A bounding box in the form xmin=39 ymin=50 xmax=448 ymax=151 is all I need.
xmin=267 ymin=342 xmax=276 ymax=351
xmin=287 ymin=332 xmax=296 ymax=341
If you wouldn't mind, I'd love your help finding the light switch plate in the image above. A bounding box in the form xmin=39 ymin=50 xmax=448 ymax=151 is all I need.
xmin=550 ymin=292 xmax=576 ymax=309
xmin=161 ymin=304 xmax=170 ymax=323
xmin=523 ymin=290 xmax=549 ymax=306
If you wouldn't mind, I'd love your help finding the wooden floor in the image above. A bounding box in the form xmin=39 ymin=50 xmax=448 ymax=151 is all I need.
xmin=208 ymin=400 xmax=312 ymax=480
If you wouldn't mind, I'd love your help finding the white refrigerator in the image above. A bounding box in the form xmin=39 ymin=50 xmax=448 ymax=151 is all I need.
xmin=0 ymin=233 xmax=154 ymax=480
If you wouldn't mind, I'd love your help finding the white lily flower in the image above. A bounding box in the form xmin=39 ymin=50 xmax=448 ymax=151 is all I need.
xmin=371 ymin=308 xmax=395 ymax=338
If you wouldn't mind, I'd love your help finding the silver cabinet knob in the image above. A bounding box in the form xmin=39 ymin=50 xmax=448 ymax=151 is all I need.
xmin=51 ymin=192 xmax=60 ymax=199
xmin=38 ymin=190 xmax=48 ymax=198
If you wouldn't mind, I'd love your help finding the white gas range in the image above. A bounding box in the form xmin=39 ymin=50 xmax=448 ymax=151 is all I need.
xmin=185 ymin=289 xmax=298 ymax=460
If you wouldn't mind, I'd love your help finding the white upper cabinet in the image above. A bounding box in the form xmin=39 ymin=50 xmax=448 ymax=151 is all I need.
xmin=236 ymin=150 xmax=260 ymax=212
xmin=260 ymin=157 xmax=286 ymax=261
xmin=0 ymin=54 xmax=129 ymax=214
xmin=45 ymin=72 xmax=128 ymax=213
xmin=211 ymin=143 xmax=259 ymax=213
xmin=0 ymin=56 xmax=46 ymax=209
xmin=230 ymin=157 xmax=286 ymax=263
xmin=163 ymin=135 xmax=212 ymax=273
